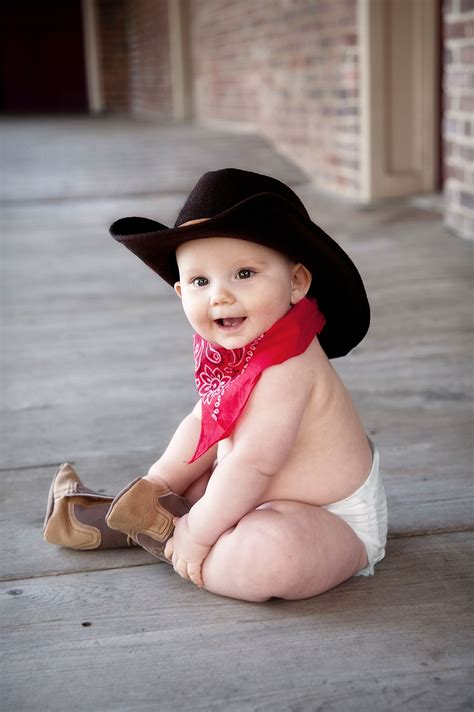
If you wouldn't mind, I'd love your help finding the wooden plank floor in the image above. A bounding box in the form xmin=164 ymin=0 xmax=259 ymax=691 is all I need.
xmin=1 ymin=117 xmax=473 ymax=711
xmin=2 ymin=533 xmax=472 ymax=711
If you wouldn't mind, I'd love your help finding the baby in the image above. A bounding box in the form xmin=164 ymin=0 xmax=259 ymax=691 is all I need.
xmin=44 ymin=168 xmax=387 ymax=602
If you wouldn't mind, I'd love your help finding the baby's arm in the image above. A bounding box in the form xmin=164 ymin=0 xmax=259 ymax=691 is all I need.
xmin=188 ymin=362 xmax=311 ymax=542
xmin=167 ymin=359 xmax=313 ymax=584
xmin=146 ymin=400 xmax=217 ymax=495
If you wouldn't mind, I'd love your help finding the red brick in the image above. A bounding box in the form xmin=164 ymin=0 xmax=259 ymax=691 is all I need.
xmin=444 ymin=53 xmax=473 ymax=233
xmin=445 ymin=21 xmax=467 ymax=38
xmin=444 ymin=0 xmax=460 ymax=13
xmin=445 ymin=164 xmax=466 ymax=181
xmin=443 ymin=94 xmax=455 ymax=111
xmin=444 ymin=140 xmax=455 ymax=157
xmin=461 ymin=45 xmax=474 ymax=63
xmin=460 ymin=95 xmax=474 ymax=112
xmin=342 ymin=33 xmax=357 ymax=46
xmin=98 ymin=0 xmax=130 ymax=112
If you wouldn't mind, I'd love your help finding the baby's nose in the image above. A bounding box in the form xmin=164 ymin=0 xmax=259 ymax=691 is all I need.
xmin=209 ymin=284 xmax=235 ymax=306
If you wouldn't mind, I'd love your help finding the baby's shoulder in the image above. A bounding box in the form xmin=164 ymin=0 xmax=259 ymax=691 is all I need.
xmin=255 ymin=339 xmax=322 ymax=400
xmin=266 ymin=337 xmax=324 ymax=376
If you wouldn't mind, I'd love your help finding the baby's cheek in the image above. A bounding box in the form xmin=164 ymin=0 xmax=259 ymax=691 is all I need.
xmin=181 ymin=301 xmax=201 ymax=328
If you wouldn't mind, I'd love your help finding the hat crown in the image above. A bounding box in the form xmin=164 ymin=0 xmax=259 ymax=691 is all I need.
xmin=174 ymin=168 xmax=309 ymax=227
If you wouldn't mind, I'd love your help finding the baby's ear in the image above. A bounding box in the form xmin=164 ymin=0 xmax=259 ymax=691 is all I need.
xmin=290 ymin=263 xmax=312 ymax=304
xmin=174 ymin=282 xmax=182 ymax=299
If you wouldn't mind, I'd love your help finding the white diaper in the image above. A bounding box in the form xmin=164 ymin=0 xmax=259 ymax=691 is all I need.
xmin=321 ymin=439 xmax=388 ymax=576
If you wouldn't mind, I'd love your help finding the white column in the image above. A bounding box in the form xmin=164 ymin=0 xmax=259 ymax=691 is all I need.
xmin=82 ymin=0 xmax=104 ymax=114
xmin=359 ymin=0 xmax=439 ymax=201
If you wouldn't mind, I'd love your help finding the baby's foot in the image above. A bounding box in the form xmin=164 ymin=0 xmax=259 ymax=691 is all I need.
xmin=43 ymin=463 xmax=136 ymax=550
xmin=106 ymin=477 xmax=190 ymax=561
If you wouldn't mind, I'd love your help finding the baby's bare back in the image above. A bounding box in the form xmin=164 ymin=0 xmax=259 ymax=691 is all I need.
xmin=217 ymin=340 xmax=373 ymax=507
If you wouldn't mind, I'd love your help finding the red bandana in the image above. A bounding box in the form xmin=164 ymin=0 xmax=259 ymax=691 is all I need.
xmin=189 ymin=297 xmax=326 ymax=463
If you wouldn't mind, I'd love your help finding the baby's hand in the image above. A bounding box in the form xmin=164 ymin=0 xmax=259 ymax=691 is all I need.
xmin=164 ymin=514 xmax=211 ymax=588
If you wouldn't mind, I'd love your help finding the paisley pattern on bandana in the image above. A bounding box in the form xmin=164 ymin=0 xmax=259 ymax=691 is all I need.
xmin=189 ymin=297 xmax=326 ymax=463
xmin=194 ymin=337 xmax=263 ymax=416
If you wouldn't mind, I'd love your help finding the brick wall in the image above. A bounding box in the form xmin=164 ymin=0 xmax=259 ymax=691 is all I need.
xmin=127 ymin=0 xmax=172 ymax=117
xmin=96 ymin=0 xmax=473 ymax=236
xmin=189 ymin=0 xmax=360 ymax=198
xmin=443 ymin=0 xmax=474 ymax=239
xmin=97 ymin=0 xmax=129 ymax=112
xmin=98 ymin=0 xmax=172 ymax=118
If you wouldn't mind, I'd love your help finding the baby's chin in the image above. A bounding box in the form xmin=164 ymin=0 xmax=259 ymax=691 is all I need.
xmin=195 ymin=323 xmax=265 ymax=350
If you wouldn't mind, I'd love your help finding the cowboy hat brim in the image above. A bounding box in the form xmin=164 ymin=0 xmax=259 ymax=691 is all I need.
xmin=110 ymin=192 xmax=370 ymax=358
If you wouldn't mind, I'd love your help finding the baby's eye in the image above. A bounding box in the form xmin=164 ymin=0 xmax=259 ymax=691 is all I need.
xmin=236 ymin=269 xmax=254 ymax=280
xmin=191 ymin=277 xmax=209 ymax=287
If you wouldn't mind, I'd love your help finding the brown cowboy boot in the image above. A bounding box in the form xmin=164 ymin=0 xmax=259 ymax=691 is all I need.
xmin=43 ymin=463 xmax=137 ymax=550
xmin=105 ymin=477 xmax=191 ymax=562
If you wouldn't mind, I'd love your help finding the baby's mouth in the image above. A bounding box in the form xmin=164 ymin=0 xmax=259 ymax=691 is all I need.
xmin=215 ymin=317 xmax=246 ymax=330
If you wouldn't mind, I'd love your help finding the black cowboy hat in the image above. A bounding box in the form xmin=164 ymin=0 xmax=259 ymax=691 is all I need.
xmin=110 ymin=168 xmax=370 ymax=358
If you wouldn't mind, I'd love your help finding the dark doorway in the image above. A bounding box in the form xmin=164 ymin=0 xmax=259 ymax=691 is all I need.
xmin=0 ymin=0 xmax=88 ymax=113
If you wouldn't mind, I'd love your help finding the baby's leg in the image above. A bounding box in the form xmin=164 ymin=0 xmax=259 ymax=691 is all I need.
xmin=201 ymin=501 xmax=368 ymax=602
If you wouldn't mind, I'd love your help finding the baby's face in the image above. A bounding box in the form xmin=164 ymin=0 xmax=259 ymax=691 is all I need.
xmin=174 ymin=236 xmax=311 ymax=348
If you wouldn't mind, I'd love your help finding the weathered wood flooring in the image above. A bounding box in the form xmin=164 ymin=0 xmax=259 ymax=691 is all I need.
xmin=1 ymin=117 xmax=473 ymax=711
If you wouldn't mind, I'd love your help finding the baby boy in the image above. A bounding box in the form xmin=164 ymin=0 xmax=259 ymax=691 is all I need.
xmin=44 ymin=168 xmax=387 ymax=602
